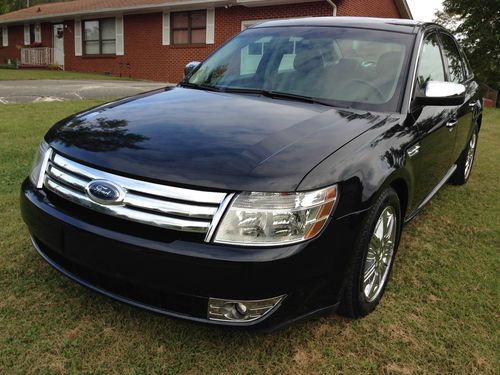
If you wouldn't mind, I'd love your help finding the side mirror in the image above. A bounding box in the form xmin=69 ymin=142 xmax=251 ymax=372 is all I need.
xmin=184 ymin=61 xmax=201 ymax=79
xmin=416 ymin=81 xmax=466 ymax=106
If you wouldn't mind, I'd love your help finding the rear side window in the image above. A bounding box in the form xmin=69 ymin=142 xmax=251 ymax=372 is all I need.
xmin=461 ymin=52 xmax=473 ymax=79
xmin=416 ymin=33 xmax=445 ymax=89
xmin=440 ymin=33 xmax=465 ymax=83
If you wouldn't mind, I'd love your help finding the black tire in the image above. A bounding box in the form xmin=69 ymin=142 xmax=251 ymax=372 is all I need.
xmin=449 ymin=126 xmax=478 ymax=185
xmin=339 ymin=187 xmax=402 ymax=318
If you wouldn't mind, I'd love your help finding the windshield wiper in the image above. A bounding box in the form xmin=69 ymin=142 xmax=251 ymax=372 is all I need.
xmin=179 ymin=82 xmax=223 ymax=92
xmin=179 ymin=84 xmax=350 ymax=109
xmin=221 ymin=87 xmax=350 ymax=108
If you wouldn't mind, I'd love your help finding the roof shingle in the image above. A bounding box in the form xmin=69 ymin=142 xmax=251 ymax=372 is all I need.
xmin=0 ymin=0 xmax=192 ymax=23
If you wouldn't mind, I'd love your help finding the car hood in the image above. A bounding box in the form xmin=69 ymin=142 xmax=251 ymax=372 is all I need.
xmin=46 ymin=87 xmax=389 ymax=192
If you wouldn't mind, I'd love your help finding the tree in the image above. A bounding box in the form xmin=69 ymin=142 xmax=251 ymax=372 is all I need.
xmin=435 ymin=0 xmax=500 ymax=89
xmin=0 ymin=0 xmax=10 ymax=14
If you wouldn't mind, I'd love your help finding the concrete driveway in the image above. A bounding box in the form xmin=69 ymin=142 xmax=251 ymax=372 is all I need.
xmin=0 ymin=80 xmax=169 ymax=104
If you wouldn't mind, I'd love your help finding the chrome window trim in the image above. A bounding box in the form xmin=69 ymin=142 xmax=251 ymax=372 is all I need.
xmin=407 ymin=32 xmax=425 ymax=110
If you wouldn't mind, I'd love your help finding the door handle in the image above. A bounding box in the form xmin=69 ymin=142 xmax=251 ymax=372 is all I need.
xmin=468 ymin=101 xmax=477 ymax=109
xmin=407 ymin=143 xmax=420 ymax=158
xmin=446 ymin=118 xmax=458 ymax=130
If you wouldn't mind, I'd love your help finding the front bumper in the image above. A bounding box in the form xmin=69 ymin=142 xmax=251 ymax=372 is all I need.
xmin=21 ymin=179 xmax=364 ymax=329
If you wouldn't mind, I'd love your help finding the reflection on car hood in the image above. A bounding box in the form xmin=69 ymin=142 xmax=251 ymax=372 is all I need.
xmin=46 ymin=87 xmax=389 ymax=192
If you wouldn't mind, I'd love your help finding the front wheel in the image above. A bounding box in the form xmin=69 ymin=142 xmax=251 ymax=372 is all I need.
xmin=339 ymin=187 xmax=401 ymax=318
xmin=449 ymin=126 xmax=478 ymax=185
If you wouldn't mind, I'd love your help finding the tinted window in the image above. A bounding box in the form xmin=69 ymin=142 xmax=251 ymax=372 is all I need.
xmin=462 ymin=52 xmax=473 ymax=78
xmin=416 ymin=33 xmax=445 ymax=89
xmin=441 ymin=33 xmax=465 ymax=82
xmin=189 ymin=27 xmax=413 ymax=112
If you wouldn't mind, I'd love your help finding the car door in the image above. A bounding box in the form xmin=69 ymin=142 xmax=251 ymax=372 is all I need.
xmin=439 ymin=31 xmax=478 ymax=162
xmin=409 ymin=31 xmax=457 ymax=207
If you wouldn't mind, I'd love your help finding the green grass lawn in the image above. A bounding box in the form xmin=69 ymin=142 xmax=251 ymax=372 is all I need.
xmin=0 ymin=68 xmax=130 ymax=81
xmin=0 ymin=102 xmax=498 ymax=374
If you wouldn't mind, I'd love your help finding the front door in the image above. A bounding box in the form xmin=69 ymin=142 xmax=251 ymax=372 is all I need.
xmin=409 ymin=32 xmax=457 ymax=208
xmin=439 ymin=31 xmax=476 ymax=162
xmin=52 ymin=24 xmax=64 ymax=67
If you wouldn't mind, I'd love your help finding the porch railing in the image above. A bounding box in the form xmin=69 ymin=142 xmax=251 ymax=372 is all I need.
xmin=20 ymin=47 xmax=58 ymax=67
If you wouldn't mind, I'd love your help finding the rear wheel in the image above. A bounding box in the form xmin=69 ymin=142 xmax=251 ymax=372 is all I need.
xmin=449 ymin=126 xmax=478 ymax=185
xmin=339 ymin=187 xmax=401 ymax=318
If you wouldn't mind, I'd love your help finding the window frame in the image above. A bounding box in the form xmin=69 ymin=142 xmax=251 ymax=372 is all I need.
xmin=438 ymin=31 xmax=467 ymax=84
xmin=83 ymin=18 xmax=116 ymax=56
xmin=29 ymin=24 xmax=35 ymax=45
xmin=171 ymin=10 xmax=207 ymax=45
xmin=413 ymin=30 xmax=447 ymax=97
xmin=459 ymin=48 xmax=474 ymax=80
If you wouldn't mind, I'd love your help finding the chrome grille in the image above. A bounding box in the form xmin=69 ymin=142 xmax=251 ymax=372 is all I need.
xmin=43 ymin=152 xmax=228 ymax=234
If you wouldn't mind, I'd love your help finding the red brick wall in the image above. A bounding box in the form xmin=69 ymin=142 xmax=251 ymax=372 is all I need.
xmin=0 ymin=24 xmax=23 ymax=64
xmin=0 ymin=22 xmax=53 ymax=64
xmin=337 ymin=0 xmax=401 ymax=17
xmin=1 ymin=0 xmax=402 ymax=80
xmin=64 ymin=2 xmax=336 ymax=82
xmin=41 ymin=22 xmax=53 ymax=48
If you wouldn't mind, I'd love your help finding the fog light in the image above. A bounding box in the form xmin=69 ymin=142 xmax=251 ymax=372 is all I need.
xmin=208 ymin=296 xmax=285 ymax=323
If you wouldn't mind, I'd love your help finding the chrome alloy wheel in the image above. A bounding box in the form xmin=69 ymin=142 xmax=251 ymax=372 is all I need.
xmin=363 ymin=206 xmax=397 ymax=302
xmin=464 ymin=132 xmax=477 ymax=179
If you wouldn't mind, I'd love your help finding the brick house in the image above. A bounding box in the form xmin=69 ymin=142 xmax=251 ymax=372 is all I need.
xmin=0 ymin=0 xmax=412 ymax=82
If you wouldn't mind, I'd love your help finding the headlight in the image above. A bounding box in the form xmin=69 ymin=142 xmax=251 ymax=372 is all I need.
xmin=213 ymin=185 xmax=337 ymax=246
xmin=29 ymin=140 xmax=51 ymax=189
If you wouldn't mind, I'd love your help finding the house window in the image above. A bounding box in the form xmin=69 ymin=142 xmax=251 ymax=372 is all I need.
xmin=83 ymin=18 xmax=116 ymax=55
xmin=0 ymin=28 xmax=3 ymax=46
xmin=30 ymin=24 xmax=35 ymax=44
xmin=171 ymin=10 xmax=206 ymax=44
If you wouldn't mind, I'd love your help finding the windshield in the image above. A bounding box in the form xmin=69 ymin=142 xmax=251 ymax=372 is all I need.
xmin=188 ymin=26 xmax=414 ymax=112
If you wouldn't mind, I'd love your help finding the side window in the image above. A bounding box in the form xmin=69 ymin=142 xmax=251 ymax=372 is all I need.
xmin=461 ymin=52 xmax=473 ymax=79
xmin=440 ymin=33 xmax=465 ymax=82
xmin=416 ymin=33 xmax=445 ymax=90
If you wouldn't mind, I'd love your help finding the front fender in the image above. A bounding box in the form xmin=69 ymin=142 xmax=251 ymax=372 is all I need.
xmin=298 ymin=114 xmax=418 ymax=219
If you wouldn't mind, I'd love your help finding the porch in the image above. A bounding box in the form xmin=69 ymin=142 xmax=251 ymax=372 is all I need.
xmin=20 ymin=47 xmax=63 ymax=69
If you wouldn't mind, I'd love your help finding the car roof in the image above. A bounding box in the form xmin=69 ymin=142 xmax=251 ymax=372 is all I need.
xmin=251 ymin=16 xmax=439 ymax=34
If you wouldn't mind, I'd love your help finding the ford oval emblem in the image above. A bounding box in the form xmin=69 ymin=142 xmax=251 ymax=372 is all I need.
xmin=85 ymin=180 xmax=124 ymax=205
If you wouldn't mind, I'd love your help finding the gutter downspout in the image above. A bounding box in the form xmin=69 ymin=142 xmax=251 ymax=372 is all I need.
xmin=326 ymin=0 xmax=337 ymax=16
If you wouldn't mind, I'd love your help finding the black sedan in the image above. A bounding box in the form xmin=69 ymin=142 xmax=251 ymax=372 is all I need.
xmin=21 ymin=17 xmax=482 ymax=329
